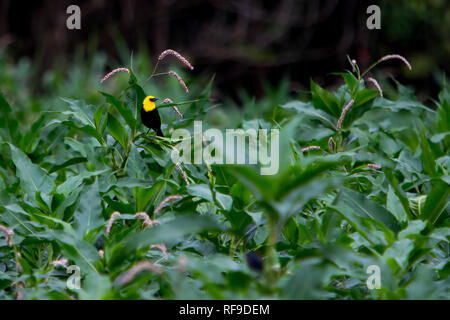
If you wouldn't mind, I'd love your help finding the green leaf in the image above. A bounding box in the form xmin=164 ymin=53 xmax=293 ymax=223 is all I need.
xmin=0 ymin=91 xmax=21 ymax=143
xmin=383 ymin=238 xmax=414 ymax=271
xmin=100 ymin=91 xmax=137 ymax=129
xmin=1 ymin=204 xmax=37 ymax=236
xmin=73 ymin=182 xmax=104 ymax=240
xmin=187 ymin=184 xmax=233 ymax=211
xmin=56 ymin=169 xmax=109 ymax=196
xmin=281 ymin=259 xmax=337 ymax=299
xmin=8 ymin=143 xmax=55 ymax=200
xmin=384 ymin=169 xmax=412 ymax=221
xmin=94 ymin=105 xmax=105 ymax=130
xmin=125 ymin=71 xmax=147 ymax=119
xmin=282 ymin=217 xmax=299 ymax=245
xmin=387 ymin=185 xmax=408 ymax=223
xmin=108 ymin=214 xmax=223 ymax=268
xmin=126 ymin=144 xmax=146 ymax=179
xmin=106 ymin=112 xmax=128 ymax=150
xmin=61 ymin=120 xmax=105 ymax=145
xmin=279 ymin=101 xmax=336 ymax=129
xmin=333 ymin=72 xmax=360 ymax=93
xmin=60 ymin=99 xmax=105 ymax=145
xmin=332 ymin=187 xmax=401 ymax=235
xmin=224 ymin=166 xmax=275 ymax=201
xmin=230 ymin=182 xmax=252 ymax=209
xmin=422 ymin=178 xmax=450 ymax=225
xmin=61 ymin=98 xmax=97 ymax=128
xmin=310 ymin=80 xmax=340 ymax=117
xmin=48 ymin=157 xmax=87 ymax=174
xmin=20 ymin=115 xmax=46 ymax=153
xmin=51 ymin=230 xmax=101 ymax=273
xmin=419 ymin=130 xmax=437 ymax=177
xmin=78 ymin=273 xmax=112 ymax=300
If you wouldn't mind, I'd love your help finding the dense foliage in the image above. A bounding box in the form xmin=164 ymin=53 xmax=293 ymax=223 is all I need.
xmin=0 ymin=52 xmax=448 ymax=299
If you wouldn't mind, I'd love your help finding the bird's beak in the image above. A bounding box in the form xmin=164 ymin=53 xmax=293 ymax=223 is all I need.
xmin=151 ymin=98 xmax=159 ymax=102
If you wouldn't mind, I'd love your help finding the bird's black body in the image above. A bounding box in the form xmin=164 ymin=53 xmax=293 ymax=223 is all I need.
xmin=141 ymin=107 xmax=164 ymax=137
xmin=246 ymin=252 xmax=263 ymax=273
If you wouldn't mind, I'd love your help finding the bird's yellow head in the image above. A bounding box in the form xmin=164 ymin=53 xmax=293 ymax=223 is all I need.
xmin=143 ymin=95 xmax=158 ymax=112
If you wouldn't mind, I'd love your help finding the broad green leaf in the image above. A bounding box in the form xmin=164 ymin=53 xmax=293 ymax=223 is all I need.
xmin=101 ymin=91 xmax=137 ymax=129
xmin=8 ymin=143 xmax=55 ymax=200
xmin=384 ymin=169 xmax=413 ymax=221
xmin=48 ymin=157 xmax=87 ymax=174
xmin=0 ymin=91 xmax=21 ymax=143
xmin=61 ymin=98 xmax=97 ymax=127
xmin=419 ymin=130 xmax=437 ymax=177
xmin=187 ymin=184 xmax=232 ymax=211
xmin=387 ymin=185 xmax=408 ymax=223
xmin=73 ymin=181 xmax=104 ymax=240
xmin=279 ymin=101 xmax=336 ymax=129
xmin=56 ymin=169 xmax=109 ymax=196
xmin=94 ymin=105 xmax=105 ymax=130
xmin=332 ymin=187 xmax=401 ymax=235
xmin=106 ymin=112 xmax=128 ymax=150
xmin=310 ymin=80 xmax=340 ymax=117
xmin=383 ymin=238 xmax=414 ymax=271
xmin=61 ymin=120 xmax=105 ymax=145
xmin=422 ymin=178 xmax=450 ymax=225
xmin=1 ymin=204 xmax=37 ymax=237
xmin=108 ymin=214 xmax=223 ymax=268
xmin=51 ymin=230 xmax=101 ymax=273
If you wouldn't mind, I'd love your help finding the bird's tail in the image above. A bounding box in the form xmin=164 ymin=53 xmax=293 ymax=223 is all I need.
xmin=156 ymin=128 xmax=164 ymax=137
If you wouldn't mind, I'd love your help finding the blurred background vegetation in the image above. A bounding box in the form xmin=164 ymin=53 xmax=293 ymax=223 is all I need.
xmin=0 ymin=1 xmax=449 ymax=300
xmin=0 ymin=0 xmax=449 ymax=118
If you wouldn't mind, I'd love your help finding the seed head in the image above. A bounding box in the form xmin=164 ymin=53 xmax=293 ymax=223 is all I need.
xmin=150 ymin=244 xmax=168 ymax=259
xmin=366 ymin=163 xmax=381 ymax=170
xmin=301 ymin=146 xmax=321 ymax=152
xmin=134 ymin=212 xmax=159 ymax=228
xmin=366 ymin=77 xmax=383 ymax=97
xmin=163 ymin=98 xmax=183 ymax=119
xmin=154 ymin=195 xmax=182 ymax=215
xmin=100 ymin=67 xmax=130 ymax=84
xmin=118 ymin=261 xmax=162 ymax=285
xmin=168 ymin=71 xmax=189 ymax=94
xmin=158 ymin=49 xmax=194 ymax=70
xmin=176 ymin=163 xmax=190 ymax=185
xmin=15 ymin=282 xmax=23 ymax=300
xmin=106 ymin=211 xmax=121 ymax=234
xmin=0 ymin=224 xmax=14 ymax=247
xmin=379 ymin=54 xmax=412 ymax=71
xmin=336 ymin=99 xmax=355 ymax=131
xmin=328 ymin=137 xmax=335 ymax=153
xmin=52 ymin=258 xmax=68 ymax=268
xmin=172 ymin=106 xmax=183 ymax=119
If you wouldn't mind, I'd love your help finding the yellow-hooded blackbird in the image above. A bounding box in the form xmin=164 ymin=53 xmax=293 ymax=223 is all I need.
xmin=141 ymin=95 xmax=163 ymax=137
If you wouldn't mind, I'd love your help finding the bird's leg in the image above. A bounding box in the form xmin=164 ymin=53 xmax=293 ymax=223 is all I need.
xmin=146 ymin=128 xmax=151 ymax=135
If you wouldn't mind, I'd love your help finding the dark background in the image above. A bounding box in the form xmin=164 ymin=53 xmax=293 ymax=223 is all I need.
xmin=0 ymin=0 xmax=449 ymax=101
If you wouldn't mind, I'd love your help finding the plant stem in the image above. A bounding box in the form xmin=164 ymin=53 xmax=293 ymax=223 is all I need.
xmin=264 ymin=221 xmax=280 ymax=290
